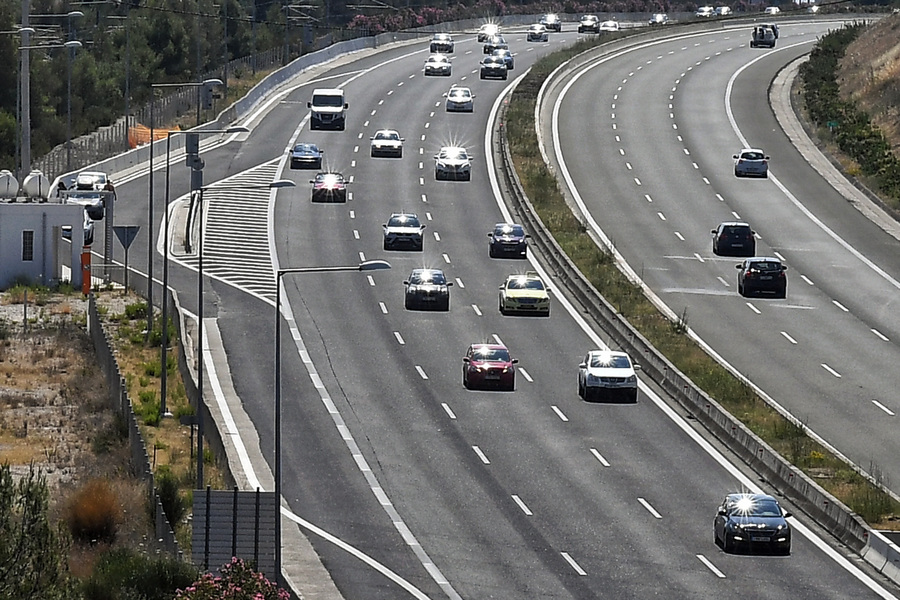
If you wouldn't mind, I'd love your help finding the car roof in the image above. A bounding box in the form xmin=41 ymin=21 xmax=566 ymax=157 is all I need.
xmin=389 ymin=212 xmax=418 ymax=219
xmin=745 ymin=256 xmax=782 ymax=263
xmin=374 ymin=129 xmax=399 ymax=135
xmin=724 ymin=492 xmax=777 ymax=503
xmin=469 ymin=343 xmax=507 ymax=351
xmin=717 ymin=221 xmax=751 ymax=227
xmin=440 ymin=145 xmax=467 ymax=152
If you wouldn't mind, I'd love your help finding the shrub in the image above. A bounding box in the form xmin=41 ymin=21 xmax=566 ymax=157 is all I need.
xmin=82 ymin=547 xmax=199 ymax=600
xmin=175 ymin=557 xmax=289 ymax=600
xmin=124 ymin=302 xmax=148 ymax=320
xmin=156 ymin=467 xmax=187 ymax=526
xmin=65 ymin=478 xmax=122 ymax=545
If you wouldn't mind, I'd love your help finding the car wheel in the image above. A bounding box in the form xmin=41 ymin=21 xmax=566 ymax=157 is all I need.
xmin=543 ymin=308 xmax=551 ymax=317
xmin=435 ymin=170 xmax=442 ymax=181
xmin=738 ymin=282 xmax=745 ymax=296
xmin=734 ymin=169 xmax=741 ymax=177
xmin=777 ymin=288 xmax=787 ymax=299
xmin=397 ymin=150 xmax=403 ymax=158
xmin=578 ymin=378 xmax=585 ymax=399
xmin=441 ymin=299 xmax=450 ymax=312
xmin=371 ymin=149 xmax=377 ymax=158
xmin=464 ymin=173 xmax=471 ymax=181
xmin=629 ymin=390 xmax=639 ymax=404
xmin=463 ymin=369 xmax=470 ymax=389
xmin=506 ymin=379 xmax=515 ymax=392
xmin=480 ymin=73 xmax=485 ymax=79
xmin=489 ymin=246 xmax=497 ymax=258
xmin=723 ymin=533 xmax=735 ymax=553
xmin=383 ymin=240 xmax=390 ymax=251
xmin=404 ymin=296 xmax=413 ymax=310
xmin=502 ymin=74 xmax=508 ymax=80
xmin=499 ymin=297 xmax=506 ymax=315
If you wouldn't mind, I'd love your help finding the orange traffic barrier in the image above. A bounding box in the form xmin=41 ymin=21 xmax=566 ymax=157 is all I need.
xmin=128 ymin=124 xmax=181 ymax=148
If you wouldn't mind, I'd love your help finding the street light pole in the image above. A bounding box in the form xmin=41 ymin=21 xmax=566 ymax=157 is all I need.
xmin=273 ymin=259 xmax=391 ymax=581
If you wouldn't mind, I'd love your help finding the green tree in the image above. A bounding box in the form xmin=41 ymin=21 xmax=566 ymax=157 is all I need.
xmin=0 ymin=463 xmax=79 ymax=600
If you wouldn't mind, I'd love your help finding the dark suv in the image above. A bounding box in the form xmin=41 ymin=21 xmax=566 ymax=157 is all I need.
xmin=712 ymin=222 xmax=756 ymax=256
xmin=736 ymin=257 xmax=787 ymax=298
xmin=488 ymin=223 xmax=529 ymax=258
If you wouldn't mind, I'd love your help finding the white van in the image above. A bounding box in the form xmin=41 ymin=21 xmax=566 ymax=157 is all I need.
xmin=308 ymin=88 xmax=348 ymax=130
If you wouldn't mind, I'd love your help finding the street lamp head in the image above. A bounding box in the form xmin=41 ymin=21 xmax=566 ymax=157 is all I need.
xmin=63 ymin=40 xmax=82 ymax=49
xmin=17 ymin=27 xmax=36 ymax=34
xmin=225 ymin=126 xmax=250 ymax=133
xmin=269 ymin=179 xmax=295 ymax=189
xmin=202 ymin=78 xmax=224 ymax=86
xmin=67 ymin=11 xmax=85 ymax=19
xmin=359 ymin=260 xmax=391 ymax=272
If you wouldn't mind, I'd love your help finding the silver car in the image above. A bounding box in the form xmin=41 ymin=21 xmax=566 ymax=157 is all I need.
xmin=383 ymin=212 xmax=425 ymax=251
xmin=444 ymin=86 xmax=474 ymax=112
xmin=423 ymin=53 xmax=452 ymax=76
xmin=527 ymin=24 xmax=549 ymax=42
xmin=434 ymin=146 xmax=472 ymax=181
xmin=429 ymin=33 xmax=454 ymax=53
xmin=733 ymin=148 xmax=769 ymax=177
xmin=578 ymin=350 xmax=640 ymax=403
xmin=404 ymin=268 xmax=452 ymax=311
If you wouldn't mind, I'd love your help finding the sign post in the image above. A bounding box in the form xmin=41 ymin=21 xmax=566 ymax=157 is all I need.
xmin=113 ymin=225 xmax=140 ymax=293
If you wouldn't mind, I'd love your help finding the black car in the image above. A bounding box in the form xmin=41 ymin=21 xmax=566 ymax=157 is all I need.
xmin=404 ymin=268 xmax=452 ymax=311
xmin=736 ymin=257 xmax=787 ymax=298
xmin=480 ymin=56 xmax=508 ymax=80
xmin=712 ymin=222 xmax=756 ymax=256
xmin=290 ymin=143 xmax=324 ymax=169
xmin=488 ymin=223 xmax=529 ymax=258
xmin=482 ymin=35 xmax=508 ymax=54
xmin=714 ymin=493 xmax=791 ymax=555
xmin=578 ymin=15 xmax=600 ymax=33
xmin=309 ymin=172 xmax=348 ymax=203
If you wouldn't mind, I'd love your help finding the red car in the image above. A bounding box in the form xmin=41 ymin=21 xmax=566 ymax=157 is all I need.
xmin=462 ymin=343 xmax=517 ymax=391
xmin=310 ymin=172 xmax=347 ymax=202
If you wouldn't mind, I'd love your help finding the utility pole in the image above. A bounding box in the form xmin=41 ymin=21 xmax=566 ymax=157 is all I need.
xmin=20 ymin=0 xmax=31 ymax=179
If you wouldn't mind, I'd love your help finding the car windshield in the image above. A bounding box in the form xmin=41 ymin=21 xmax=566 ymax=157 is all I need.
xmin=440 ymin=149 xmax=467 ymax=160
xmin=312 ymin=94 xmax=343 ymax=107
xmin=428 ymin=55 xmax=449 ymax=63
xmin=294 ymin=144 xmax=318 ymax=153
xmin=484 ymin=57 xmax=504 ymax=65
xmin=449 ymin=89 xmax=471 ymax=99
xmin=495 ymin=224 xmax=524 ymax=236
xmin=471 ymin=347 xmax=511 ymax=362
xmin=77 ymin=173 xmax=106 ymax=186
xmin=434 ymin=34 xmax=450 ymax=41
xmin=315 ymin=173 xmax=343 ymax=185
xmin=590 ymin=354 xmax=631 ymax=369
xmin=728 ymin=497 xmax=782 ymax=517
xmin=507 ymin=278 xmax=544 ymax=290
xmin=749 ymin=261 xmax=781 ymax=272
xmin=388 ymin=215 xmax=420 ymax=227
xmin=375 ymin=131 xmax=400 ymax=141
xmin=410 ymin=271 xmax=446 ymax=285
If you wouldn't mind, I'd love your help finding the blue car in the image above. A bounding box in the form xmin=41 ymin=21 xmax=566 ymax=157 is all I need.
xmin=290 ymin=143 xmax=324 ymax=170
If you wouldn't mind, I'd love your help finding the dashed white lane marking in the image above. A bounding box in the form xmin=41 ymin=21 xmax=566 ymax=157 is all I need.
xmin=472 ymin=304 xmax=482 ymax=316
xmin=379 ymin=302 xmax=388 ymax=314
xmin=697 ymin=555 xmax=726 ymax=578
xmin=415 ymin=365 xmax=428 ymax=379
xmin=590 ymin=448 xmax=610 ymax=467
xmin=393 ymin=331 xmax=405 ymax=345
xmin=872 ymin=401 xmax=895 ymax=416
xmin=780 ymin=331 xmax=798 ymax=344
xmin=833 ymin=300 xmax=849 ymax=312
xmin=871 ymin=329 xmax=889 ymax=341
xmin=511 ymin=495 xmax=533 ymax=516
xmin=519 ymin=368 xmax=533 ymax=382
xmin=561 ymin=552 xmax=586 ymax=576
xmin=551 ymin=406 xmax=568 ymax=422
xmin=821 ymin=364 xmax=842 ymax=378
xmin=746 ymin=303 xmax=761 ymax=315
xmin=472 ymin=446 xmax=490 ymax=464
xmin=638 ymin=497 xmax=663 ymax=519
xmin=441 ymin=403 xmax=456 ymax=419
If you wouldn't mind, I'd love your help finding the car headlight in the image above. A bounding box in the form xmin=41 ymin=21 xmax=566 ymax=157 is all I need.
xmin=626 ymin=375 xmax=636 ymax=384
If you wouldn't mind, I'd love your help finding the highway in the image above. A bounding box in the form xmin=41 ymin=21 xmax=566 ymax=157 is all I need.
xmin=106 ymin=19 xmax=900 ymax=600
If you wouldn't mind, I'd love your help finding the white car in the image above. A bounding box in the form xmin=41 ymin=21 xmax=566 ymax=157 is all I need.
xmin=74 ymin=170 xmax=108 ymax=192
xmin=695 ymin=6 xmax=716 ymax=17
xmin=429 ymin=33 xmax=454 ymax=53
xmin=540 ymin=13 xmax=562 ymax=32
xmin=370 ymin=129 xmax=404 ymax=158
xmin=444 ymin=86 xmax=474 ymax=112
xmin=527 ymin=24 xmax=548 ymax=42
xmin=423 ymin=53 xmax=452 ymax=76
xmin=599 ymin=19 xmax=620 ymax=32
xmin=477 ymin=23 xmax=500 ymax=42
xmin=434 ymin=146 xmax=472 ymax=181
xmin=764 ymin=6 xmax=781 ymax=14
xmin=578 ymin=350 xmax=640 ymax=403
xmin=648 ymin=13 xmax=669 ymax=25
xmin=715 ymin=6 xmax=733 ymax=15
xmin=733 ymin=148 xmax=769 ymax=177
xmin=383 ymin=212 xmax=425 ymax=251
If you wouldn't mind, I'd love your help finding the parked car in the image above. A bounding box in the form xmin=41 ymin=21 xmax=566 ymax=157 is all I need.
xmin=578 ymin=15 xmax=600 ymax=33
xmin=480 ymin=56 xmax=508 ymax=80
xmin=733 ymin=148 xmax=769 ymax=177
xmin=309 ymin=172 xmax=348 ymax=203
xmin=736 ymin=257 xmax=787 ymax=298
xmin=711 ymin=222 xmax=756 ymax=256
xmin=424 ymin=53 xmax=452 ymax=76
xmin=434 ymin=146 xmax=472 ymax=180
xmin=429 ymin=32 xmax=454 ymax=53
xmin=462 ymin=343 xmax=517 ymax=390
xmin=714 ymin=493 xmax=791 ymax=555
xmin=488 ymin=222 xmax=529 ymax=258
xmin=444 ymin=85 xmax=474 ymax=112
xmin=404 ymin=268 xmax=452 ymax=310
xmin=527 ymin=24 xmax=549 ymax=42
xmin=540 ymin=13 xmax=562 ymax=31
xmin=383 ymin=212 xmax=425 ymax=250
xmin=289 ymin=143 xmax=324 ymax=169
xmin=498 ymin=271 xmax=551 ymax=316
xmin=577 ymin=350 xmax=640 ymax=403
xmin=370 ymin=129 xmax=404 ymax=158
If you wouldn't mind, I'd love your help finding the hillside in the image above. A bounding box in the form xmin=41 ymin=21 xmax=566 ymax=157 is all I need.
xmin=837 ymin=13 xmax=900 ymax=147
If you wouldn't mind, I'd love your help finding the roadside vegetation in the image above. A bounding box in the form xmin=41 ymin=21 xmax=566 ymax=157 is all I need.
xmin=504 ymin=24 xmax=900 ymax=527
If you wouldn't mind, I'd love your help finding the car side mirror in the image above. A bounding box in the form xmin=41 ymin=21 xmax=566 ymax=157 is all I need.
xmin=487 ymin=233 xmax=494 ymax=238
xmin=783 ymin=511 xmax=792 ymax=518
xmin=735 ymin=264 xmax=742 ymax=269
xmin=382 ymin=223 xmax=388 ymax=228
xmin=403 ymin=280 xmax=409 ymax=285
xmin=344 ymin=103 xmax=349 ymax=109
xmin=421 ymin=224 xmax=427 ymax=230
xmin=309 ymin=180 xmax=315 ymax=184
xmin=447 ymin=282 xmax=454 ymax=287
xmin=711 ymin=229 xmax=717 ymax=235
xmin=579 ymin=362 xmax=587 ymax=369
xmin=499 ymin=285 xmax=504 ymax=290
xmin=717 ymin=509 xmax=727 ymax=516
xmin=511 ymin=359 xmax=519 ymax=364
xmin=732 ymin=154 xmax=739 ymax=159
xmin=307 ymin=101 xmax=312 ymax=108
xmin=525 ymin=234 xmax=531 ymax=238
xmin=633 ymin=364 xmax=641 ymax=370
xmin=320 ymin=150 xmax=325 ymax=154
xmin=400 ymin=138 xmax=406 ymax=142
xmin=765 ymin=156 xmax=771 ymax=160
xmin=782 ymin=266 xmax=788 ymax=271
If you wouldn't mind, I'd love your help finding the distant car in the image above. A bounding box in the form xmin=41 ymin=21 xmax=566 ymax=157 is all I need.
xmin=477 ymin=23 xmax=500 ymax=42
xmin=74 ymin=170 xmax=108 ymax=192
xmin=733 ymin=148 xmax=769 ymax=177
xmin=483 ymin=34 xmax=508 ymax=54
xmin=712 ymin=222 xmax=756 ymax=256
xmin=527 ymin=24 xmax=549 ymax=42
xmin=445 ymin=85 xmax=474 ymax=112
xmin=736 ymin=257 xmax=787 ymax=298
xmin=599 ymin=19 xmax=620 ymax=33
xmin=488 ymin=222 xmax=529 ymax=258
xmin=434 ymin=146 xmax=472 ymax=181
xmin=309 ymin=172 xmax=348 ymax=203
xmin=462 ymin=343 xmax=517 ymax=391
xmin=424 ymin=53 xmax=452 ymax=76
xmin=750 ymin=25 xmax=777 ymax=48
xmin=64 ymin=190 xmax=105 ymax=221
xmin=578 ymin=350 xmax=640 ymax=403
xmin=429 ymin=33 xmax=454 ymax=53
xmin=404 ymin=268 xmax=452 ymax=311
xmin=499 ymin=271 xmax=551 ymax=316
xmin=578 ymin=15 xmax=600 ymax=33
xmin=289 ymin=143 xmax=324 ymax=169
xmin=695 ymin=6 xmax=716 ymax=17
xmin=383 ymin=212 xmax=425 ymax=251
xmin=714 ymin=493 xmax=792 ymax=555
xmin=480 ymin=56 xmax=508 ymax=80
xmin=649 ymin=13 xmax=669 ymax=25
xmin=715 ymin=6 xmax=733 ymax=15
xmin=540 ymin=13 xmax=562 ymax=32
xmin=491 ymin=48 xmax=514 ymax=70
xmin=61 ymin=210 xmax=95 ymax=246
xmin=763 ymin=6 xmax=781 ymax=14
xmin=370 ymin=129 xmax=404 ymax=158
